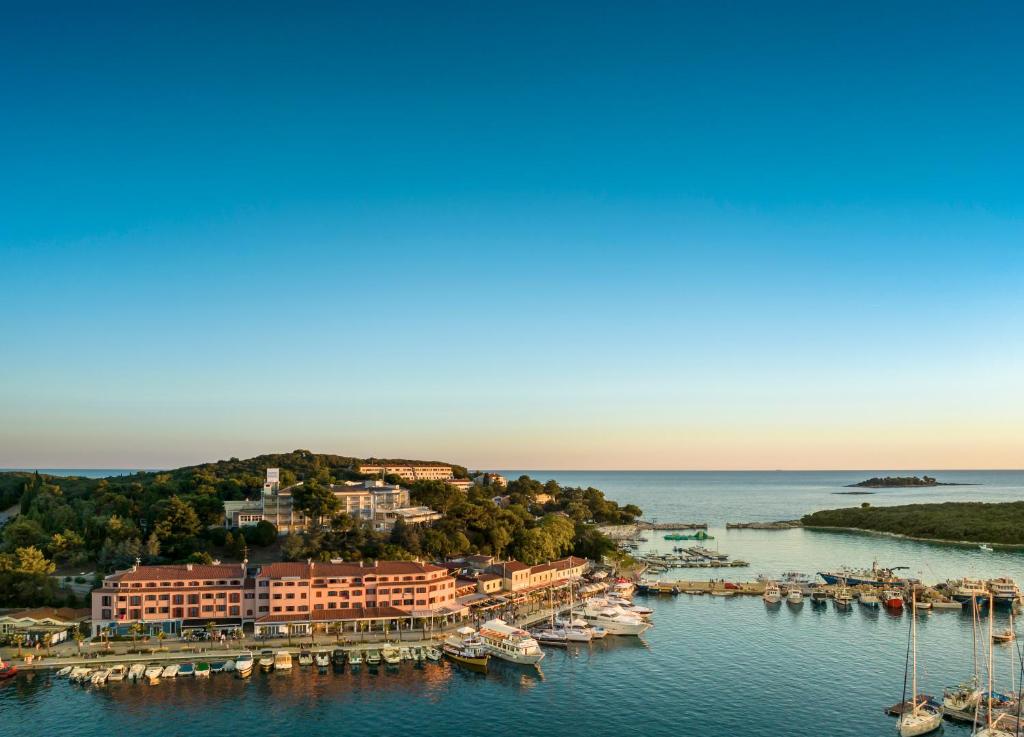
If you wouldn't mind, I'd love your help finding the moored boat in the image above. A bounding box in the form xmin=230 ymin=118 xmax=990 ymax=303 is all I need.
xmin=365 ymin=649 xmax=381 ymax=666
xmin=834 ymin=585 xmax=854 ymax=608
xmin=161 ymin=664 xmax=179 ymax=678
xmin=298 ymin=650 xmax=313 ymax=667
xmin=258 ymin=650 xmax=274 ymax=672
xmin=178 ymin=662 xmax=195 ymax=677
xmin=896 ymin=596 xmax=944 ymax=736
xmin=56 ymin=665 xmax=72 ymax=678
xmin=810 ymin=588 xmax=828 ymax=607
xmin=762 ymin=581 xmax=782 ymax=605
xmin=274 ymin=651 xmax=293 ymax=671
xmin=988 ymin=578 xmax=1020 ymax=608
xmin=210 ymin=661 xmax=226 ymax=674
xmin=381 ymin=647 xmax=401 ymax=665
xmin=882 ymin=588 xmax=905 ymax=610
xmin=194 ymin=662 xmax=211 ymax=678
xmin=424 ymin=646 xmax=441 ymax=661
xmin=786 ymin=587 xmax=804 ymax=606
xmin=580 ymin=603 xmax=652 ymax=636
xmin=819 ymin=562 xmax=915 ymax=588
xmin=443 ymin=632 xmax=490 ymax=673
xmin=235 ymin=652 xmax=255 ymax=677
xmin=478 ymin=620 xmax=545 ymax=664
xmin=348 ymin=650 xmax=364 ymax=667
xmin=144 ymin=665 xmax=162 ymax=684
xmin=0 ymin=659 xmax=19 ymax=680
xmin=315 ymin=651 xmax=330 ymax=669
xmin=860 ymin=591 xmax=881 ymax=608
xmin=948 ymin=577 xmax=989 ymax=607
xmin=128 ymin=663 xmax=146 ymax=681
xmin=332 ymin=649 xmax=346 ymax=670
xmin=106 ymin=664 xmax=127 ymax=681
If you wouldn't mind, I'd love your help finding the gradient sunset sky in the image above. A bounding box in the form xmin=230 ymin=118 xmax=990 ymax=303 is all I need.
xmin=2 ymin=3 xmax=1022 ymax=470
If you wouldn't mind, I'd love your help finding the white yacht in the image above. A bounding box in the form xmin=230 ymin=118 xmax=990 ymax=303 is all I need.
xmin=555 ymin=616 xmax=596 ymax=642
xmin=478 ymin=619 xmax=545 ymax=665
xmin=581 ymin=602 xmax=652 ymax=636
xmin=235 ymin=652 xmax=254 ymax=678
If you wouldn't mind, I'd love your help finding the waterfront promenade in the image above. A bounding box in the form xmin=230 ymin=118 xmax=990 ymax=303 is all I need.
xmin=2 ymin=601 xmax=575 ymax=672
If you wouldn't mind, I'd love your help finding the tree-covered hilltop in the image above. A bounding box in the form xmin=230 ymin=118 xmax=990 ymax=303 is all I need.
xmin=801 ymin=501 xmax=1024 ymax=544
xmin=0 ymin=453 xmax=637 ymax=607
xmin=847 ymin=475 xmax=964 ymax=488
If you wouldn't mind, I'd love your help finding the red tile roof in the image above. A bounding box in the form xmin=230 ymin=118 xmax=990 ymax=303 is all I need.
xmin=109 ymin=563 xmax=246 ymax=582
xmin=2 ymin=607 xmax=90 ymax=622
xmin=497 ymin=561 xmax=531 ymax=573
xmin=257 ymin=560 xmax=447 ymax=579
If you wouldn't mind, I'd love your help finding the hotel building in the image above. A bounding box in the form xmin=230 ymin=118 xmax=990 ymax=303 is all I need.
xmin=91 ymin=559 xmax=464 ymax=638
xmin=357 ymin=464 xmax=454 ymax=481
xmin=223 ymin=469 xmax=439 ymax=534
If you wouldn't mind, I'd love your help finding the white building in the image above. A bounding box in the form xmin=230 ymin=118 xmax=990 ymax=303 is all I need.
xmin=357 ymin=464 xmax=454 ymax=481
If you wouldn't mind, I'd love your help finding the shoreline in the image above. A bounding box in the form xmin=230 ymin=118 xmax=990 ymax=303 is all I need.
xmin=801 ymin=524 xmax=1024 ymax=549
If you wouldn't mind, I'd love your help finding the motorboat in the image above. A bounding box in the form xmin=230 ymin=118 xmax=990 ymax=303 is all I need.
xmin=762 ymin=581 xmax=782 ymax=605
xmin=90 ymin=669 xmax=109 ymax=686
xmin=69 ymin=667 xmax=91 ymax=683
xmin=274 ymin=651 xmax=293 ymax=671
xmin=412 ymin=646 xmax=425 ymax=662
xmin=0 ymin=660 xmax=20 ymax=681
xmin=106 ymin=664 xmax=127 ymax=681
xmin=349 ymin=650 xmax=364 ymax=666
xmin=128 ymin=663 xmax=146 ymax=681
xmin=223 ymin=659 xmax=236 ymax=673
xmin=332 ymin=649 xmax=347 ymax=669
xmin=478 ymin=620 xmax=545 ymax=664
xmin=381 ymin=647 xmax=401 ymax=666
xmin=399 ymin=647 xmax=413 ymax=661
xmin=56 ymin=665 xmax=72 ymax=678
xmin=194 ymin=662 xmax=211 ymax=678
xmin=580 ymin=604 xmax=652 ymax=636
xmin=178 ymin=662 xmax=195 ymax=677
xmin=315 ymin=651 xmax=330 ymax=668
xmin=980 ymin=544 xmax=995 ymax=552
xmin=209 ymin=661 xmax=226 ymax=674
xmin=365 ymin=649 xmax=382 ymax=666
xmin=144 ymin=665 xmax=162 ymax=684
xmin=298 ymin=650 xmax=313 ymax=667
xmin=258 ymin=650 xmax=274 ymax=672
xmin=425 ymin=646 xmax=441 ymax=661
xmin=161 ymin=664 xmax=179 ymax=678
xmin=555 ymin=616 xmax=595 ymax=641
xmin=235 ymin=652 xmax=255 ymax=677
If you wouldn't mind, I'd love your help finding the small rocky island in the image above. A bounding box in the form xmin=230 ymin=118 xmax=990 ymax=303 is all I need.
xmin=846 ymin=475 xmax=971 ymax=488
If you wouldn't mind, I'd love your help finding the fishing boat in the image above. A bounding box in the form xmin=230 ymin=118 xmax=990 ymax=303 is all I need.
xmin=882 ymin=588 xmax=905 ymax=610
xmin=194 ymin=662 xmax=211 ymax=678
xmin=235 ymin=652 xmax=254 ymax=677
xmin=834 ymin=585 xmax=854 ymax=609
xmin=762 ymin=581 xmax=782 ymax=605
xmin=274 ymin=651 xmax=293 ymax=671
xmin=786 ymin=586 xmax=804 ymax=606
xmin=860 ymin=591 xmax=881 ymax=608
xmin=106 ymin=664 xmax=127 ymax=681
xmin=315 ymin=651 xmax=330 ymax=669
xmin=896 ymin=595 xmax=944 ymax=736
xmin=128 ymin=663 xmax=146 ymax=681
xmin=178 ymin=662 xmax=195 ymax=677
xmin=425 ymin=646 xmax=441 ymax=661
xmin=161 ymin=664 xmax=179 ymax=678
xmin=810 ymin=588 xmax=828 ymax=608
xmin=258 ymin=650 xmax=274 ymax=672
xmin=478 ymin=619 xmax=545 ymax=664
xmin=348 ymin=650 xmax=363 ymax=667
xmin=365 ymin=649 xmax=382 ymax=666
xmin=443 ymin=631 xmax=490 ymax=673
xmin=381 ymin=647 xmax=401 ymax=665
xmin=988 ymin=578 xmax=1021 ymax=608
xmin=818 ymin=562 xmax=915 ymax=587
xmin=298 ymin=650 xmax=313 ymax=667
xmin=144 ymin=665 xmax=163 ymax=684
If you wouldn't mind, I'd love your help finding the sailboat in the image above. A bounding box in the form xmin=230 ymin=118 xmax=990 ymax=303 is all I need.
xmin=897 ymin=590 xmax=944 ymax=736
xmin=974 ymin=593 xmax=1016 ymax=737
xmin=944 ymin=597 xmax=982 ymax=717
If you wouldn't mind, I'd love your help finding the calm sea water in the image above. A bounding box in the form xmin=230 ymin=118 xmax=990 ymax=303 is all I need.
xmin=4 ymin=470 xmax=1024 ymax=735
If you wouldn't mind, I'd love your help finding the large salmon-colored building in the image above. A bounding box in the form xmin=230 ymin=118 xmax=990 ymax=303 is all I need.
xmin=91 ymin=559 xmax=463 ymax=638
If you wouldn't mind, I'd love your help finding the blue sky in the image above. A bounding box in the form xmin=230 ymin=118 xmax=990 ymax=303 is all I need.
xmin=1 ymin=2 xmax=1022 ymax=469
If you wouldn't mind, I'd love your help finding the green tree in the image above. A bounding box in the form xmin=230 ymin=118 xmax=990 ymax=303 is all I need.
xmin=291 ymin=481 xmax=340 ymax=528
xmin=152 ymin=496 xmax=202 ymax=560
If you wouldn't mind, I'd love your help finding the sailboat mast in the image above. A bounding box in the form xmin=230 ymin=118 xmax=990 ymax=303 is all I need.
xmin=988 ymin=593 xmax=995 ymax=728
xmin=973 ymin=597 xmax=980 ymax=686
xmin=911 ymin=588 xmax=918 ymax=712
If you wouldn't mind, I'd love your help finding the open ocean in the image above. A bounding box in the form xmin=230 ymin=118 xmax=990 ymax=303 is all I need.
xmin=4 ymin=469 xmax=1024 ymax=735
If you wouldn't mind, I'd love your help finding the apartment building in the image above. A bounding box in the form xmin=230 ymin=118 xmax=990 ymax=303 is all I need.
xmin=357 ymin=464 xmax=454 ymax=481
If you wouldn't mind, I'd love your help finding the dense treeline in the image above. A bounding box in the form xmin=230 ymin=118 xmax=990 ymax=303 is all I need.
xmin=0 ymin=454 xmax=638 ymax=606
xmin=848 ymin=476 xmax=940 ymax=488
xmin=801 ymin=501 xmax=1024 ymax=544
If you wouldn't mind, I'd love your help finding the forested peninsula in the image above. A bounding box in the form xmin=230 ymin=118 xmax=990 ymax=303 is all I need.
xmin=801 ymin=501 xmax=1024 ymax=545
xmin=0 ymin=451 xmax=640 ymax=608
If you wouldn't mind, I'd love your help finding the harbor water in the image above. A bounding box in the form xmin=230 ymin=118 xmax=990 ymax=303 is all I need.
xmin=4 ymin=470 xmax=1024 ymax=735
